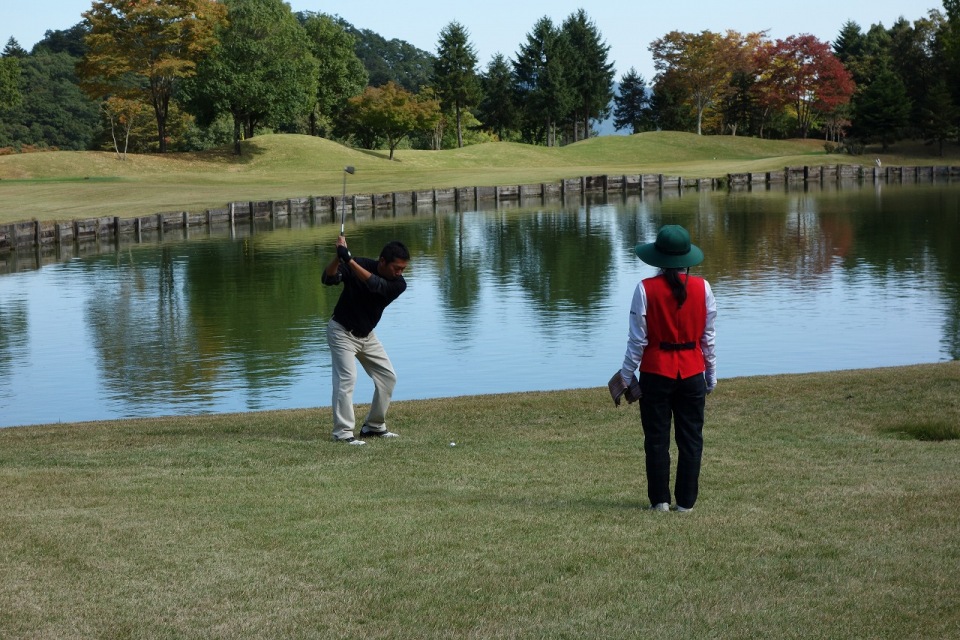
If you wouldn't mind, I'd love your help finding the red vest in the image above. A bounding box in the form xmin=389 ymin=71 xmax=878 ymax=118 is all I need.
xmin=640 ymin=275 xmax=707 ymax=379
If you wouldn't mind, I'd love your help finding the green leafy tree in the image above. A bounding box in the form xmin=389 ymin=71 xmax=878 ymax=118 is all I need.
xmin=943 ymin=0 xmax=960 ymax=104
xmin=862 ymin=24 xmax=894 ymax=85
xmin=477 ymin=53 xmax=517 ymax=140
xmin=184 ymin=0 xmax=319 ymax=154
xmin=32 ymin=22 xmax=90 ymax=57
xmin=513 ymin=16 xmax=573 ymax=146
xmin=851 ymin=65 xmax=911 ymax=150
xmin=612 ymin=67 xmax=650 ymax=133
xmin=0 ymin=54 xmax=22 ymax=115
xmin=0 ymin=50 xmax=100 ymax=150
xmin=833 ymin=20 xmax=868 ymax=83
xmin=3 ymin=37 xmax=27 ymax=59
xmin=300 ymin=12 xmax=368 ymax=138
xmin=561 ymin=9 xmax=614 ymax=141
xmin=346 ymin=24 xmax=434 ymax=92
xmin=432 ymin=21 xmax=480 ymax=148
xmin=921 ymin=79 xmax=958 ymax=155
xmin=346 ymin=81 xmax=440 ymax=160
xmin=718 ymin=69 xmax=759 ymax=136
xmin=647 ymin=82 xmax=695 ymax=132
xmin=888 ymin=15 xmax=944 ymax=136
xmin=79 ymin=0 xmax=227 ymax=153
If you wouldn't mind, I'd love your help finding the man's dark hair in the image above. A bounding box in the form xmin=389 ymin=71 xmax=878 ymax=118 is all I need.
xmin=380 ymin=240 xmax=410 ymax=264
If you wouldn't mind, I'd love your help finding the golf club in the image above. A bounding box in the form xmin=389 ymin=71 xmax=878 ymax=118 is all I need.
xmin=340 ymin=165 xmax=355 ymax=236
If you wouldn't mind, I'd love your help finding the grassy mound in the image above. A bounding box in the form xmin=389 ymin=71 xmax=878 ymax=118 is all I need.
xmin=1 ymin=132 xmax=957 ymax=224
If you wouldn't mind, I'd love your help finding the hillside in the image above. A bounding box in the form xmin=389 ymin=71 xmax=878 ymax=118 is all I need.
xmin=0 ymin=132 xmax=957 ymax=224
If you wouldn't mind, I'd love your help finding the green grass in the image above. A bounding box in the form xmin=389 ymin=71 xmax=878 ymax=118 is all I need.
xmin=3 ymin=131 xmax=958 ymax=225
xmin=1 ymin=362 xmax=958 ymax=638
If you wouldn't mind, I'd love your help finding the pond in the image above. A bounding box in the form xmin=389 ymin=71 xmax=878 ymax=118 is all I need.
xmin=1 ymin=180 xmax=958 ymax=428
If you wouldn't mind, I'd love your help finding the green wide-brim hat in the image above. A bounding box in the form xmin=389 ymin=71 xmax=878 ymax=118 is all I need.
xmin=635 ymin=224 xmax=704 ymax=268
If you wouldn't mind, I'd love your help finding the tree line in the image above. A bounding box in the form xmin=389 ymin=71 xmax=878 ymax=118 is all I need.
xmin=1 ymin=0 xmax=958 ymax=157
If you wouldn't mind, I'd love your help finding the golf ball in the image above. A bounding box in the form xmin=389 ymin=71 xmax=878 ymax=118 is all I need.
xmin=449 ymin=442 xmax=456 ymax=447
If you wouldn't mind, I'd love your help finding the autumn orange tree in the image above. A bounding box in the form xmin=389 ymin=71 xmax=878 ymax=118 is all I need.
xmin=650 ymin=30 xmax=760 ymax=135
xmin=101 ymin=96 xmax=152 ymax=159
xmin=78 ymin=0 xmax=226 ymax=153
xmin=346 ymin=82 xmax=440 ymax=160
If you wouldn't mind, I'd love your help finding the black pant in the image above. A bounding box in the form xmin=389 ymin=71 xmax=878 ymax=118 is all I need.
xmin=639 ymin=372 xmax=706 ymax=509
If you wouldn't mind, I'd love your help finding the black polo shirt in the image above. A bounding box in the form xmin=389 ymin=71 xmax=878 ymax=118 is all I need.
xmin=323 ymin=256 xmax=406 ymax=337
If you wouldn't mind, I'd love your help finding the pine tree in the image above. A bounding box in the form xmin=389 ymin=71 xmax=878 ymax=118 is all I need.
xmin=612 ymin=67 xmax=650 ymax=134
xmin=477 ymin=53 xmax=517 ymax=140
xmin=851 ymin=65 xmax=911 ymax=150
xmin=561 ymin=9 xmax=614 ymax=141
xmin=432 ymin=21 xmax=480 ymax=148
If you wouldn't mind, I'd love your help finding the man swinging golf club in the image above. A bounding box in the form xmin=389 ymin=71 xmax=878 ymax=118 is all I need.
xmin=322 ymin=167 xmax=411 ymax=444
xmin=620 ymin=225 xmax=717 ymax=511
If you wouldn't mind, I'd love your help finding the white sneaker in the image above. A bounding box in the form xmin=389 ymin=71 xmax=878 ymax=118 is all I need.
xmin=334 ymin=436 xmax=366 ymax=445
xmin=675 ymin=505 xmax=693 ymax=513
xmin=360 ymin=427 xmax=399 ymax=438
xmin=649 ymin=502 xmax=670 ymax=512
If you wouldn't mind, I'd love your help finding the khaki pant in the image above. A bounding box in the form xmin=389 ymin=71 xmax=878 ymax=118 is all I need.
xmin=326 ymin=319 xmax=397 ymax=440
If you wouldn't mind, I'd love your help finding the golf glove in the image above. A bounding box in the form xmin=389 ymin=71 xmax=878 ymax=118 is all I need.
xmin=337 ymin=246 xmax=353 ymax=264
xmin=705 ymin=368 xmax=717 ymax=394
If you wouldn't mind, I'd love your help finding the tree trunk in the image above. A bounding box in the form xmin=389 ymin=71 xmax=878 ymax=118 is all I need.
xmin=232 ymin=115 xmax=242 ymax=155
xmin=456 ymin=105 xmax=463 ymax=148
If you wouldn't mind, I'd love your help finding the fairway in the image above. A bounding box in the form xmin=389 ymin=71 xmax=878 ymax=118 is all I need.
xmin=1 ymin=363 xmax=958 ymax=638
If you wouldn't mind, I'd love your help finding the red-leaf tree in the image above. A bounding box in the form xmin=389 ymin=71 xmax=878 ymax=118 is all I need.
xmin=755 ymin=34 xmax=855 ymax=138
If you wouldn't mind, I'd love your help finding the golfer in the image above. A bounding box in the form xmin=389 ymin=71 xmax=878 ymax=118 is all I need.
xmin=322 ymin=236 xmax=410 ymax=445
xmin=621 ymin=225 xmax=717 ymax=512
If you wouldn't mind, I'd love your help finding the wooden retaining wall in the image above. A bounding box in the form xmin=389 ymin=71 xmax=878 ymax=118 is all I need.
xmin=3 ymin=165 xmax=959 ymax=255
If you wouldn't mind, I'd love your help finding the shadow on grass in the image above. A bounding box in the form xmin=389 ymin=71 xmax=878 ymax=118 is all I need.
xmin=355 ymin=148 xmax=398 ymax=162
xmin=880 ymin=421 xmax=960 ymax=441
xmin=864 ymin=140 xmax=960 ymax=161
xmin=191 ymin=139 xmax=271 ymax=165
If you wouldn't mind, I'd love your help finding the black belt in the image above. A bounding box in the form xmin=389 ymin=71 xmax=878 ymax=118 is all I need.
xmin=659 ymin=341 xmax=696 ymax=351
xmin=334 ymin=318 xmax=369 ymax=338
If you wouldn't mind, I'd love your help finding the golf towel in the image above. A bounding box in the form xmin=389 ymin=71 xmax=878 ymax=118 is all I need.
xmin=608 ymin=372 xmax=641 ymax=406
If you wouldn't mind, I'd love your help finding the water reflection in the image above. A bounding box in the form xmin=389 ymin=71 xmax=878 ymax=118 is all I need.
xmin=0 ymin=181 xmax=957 ymax=427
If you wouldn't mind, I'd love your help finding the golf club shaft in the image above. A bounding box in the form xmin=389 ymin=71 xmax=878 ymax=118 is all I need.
xmin=340 ymin=166 xmax=354 ymax=236
xmin=340 ymin=175 xmax=346 ymax=236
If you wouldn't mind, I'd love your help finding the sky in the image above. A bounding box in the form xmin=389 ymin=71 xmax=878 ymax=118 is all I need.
xmin=2 ymin=0 xmax=942 ymax=81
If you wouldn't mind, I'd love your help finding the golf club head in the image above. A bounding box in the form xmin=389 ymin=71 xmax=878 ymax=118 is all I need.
xmin=344 ymin=166 xmax=355 ymax=175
